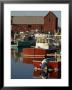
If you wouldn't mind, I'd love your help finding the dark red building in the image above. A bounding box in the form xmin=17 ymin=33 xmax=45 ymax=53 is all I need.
xmin=44 ymin=11 xmax=58 ymax=33
xmin=11 ymin=11 xmax=58 ymax=33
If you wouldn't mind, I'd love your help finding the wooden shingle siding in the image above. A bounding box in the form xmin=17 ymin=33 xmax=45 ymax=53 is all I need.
xmin=44 ymin=11 xmax=58 ymax=33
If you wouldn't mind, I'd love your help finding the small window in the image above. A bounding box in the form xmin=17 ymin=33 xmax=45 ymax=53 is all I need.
xmin=28 ymin=25 xmax=32 ymax=28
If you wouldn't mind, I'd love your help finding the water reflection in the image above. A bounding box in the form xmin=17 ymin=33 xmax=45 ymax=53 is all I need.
xmin=11 ymin=47 xmax=61 ymax=79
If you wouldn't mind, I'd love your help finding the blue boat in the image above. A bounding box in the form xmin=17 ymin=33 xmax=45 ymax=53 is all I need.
xmin=12 ymin=35 xmax=36 ymax=48
xmin=18 ymin=39 xmax=36 ymax=47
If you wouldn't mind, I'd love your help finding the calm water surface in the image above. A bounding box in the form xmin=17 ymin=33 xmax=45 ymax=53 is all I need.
xmin=11 ymin=47 xmax=61 ymax=79
xmin=11 ymin=48 xmax=35 ymax=79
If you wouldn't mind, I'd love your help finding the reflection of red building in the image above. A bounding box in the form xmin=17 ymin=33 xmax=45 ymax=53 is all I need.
xmin=33 ymin=70 xmax=42 ymax=78
xmin=33 ymin=61 xmax=61 ymax=79
xmin=33 ymin=60 xmax=42 ymax=69
xmin=11 ymin=11 xmax=58 ymax=33
xmin=48 ymin=61 xmax=61 ymax=78
xmin=23 ymin=58 xmax=33 ymax=64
